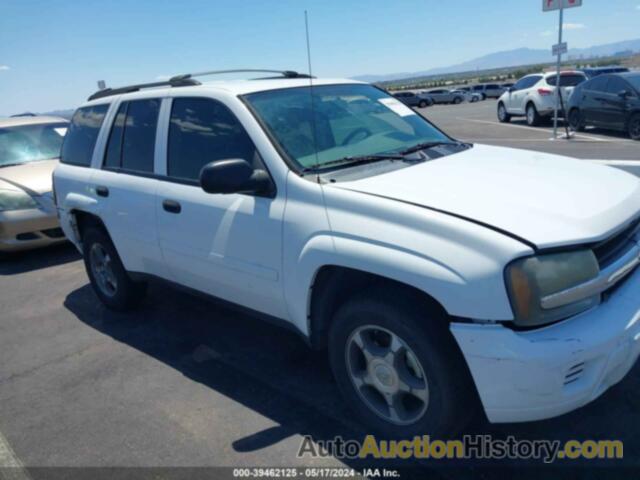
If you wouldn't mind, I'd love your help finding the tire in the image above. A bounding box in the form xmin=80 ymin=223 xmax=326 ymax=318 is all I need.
xmin=328 ymin=287 xmax=477 ymax=438
xmin=82 ymin=227 xmax=147 ymax=311
xmin=453 ymin=97 xmax=462 ymax=105
xmin=497 ymin=102 xmax=511 ymax=123
xmin=526 ymin=103 xmax=542 ymax=127
xmin=481 ymin=94 xmax=487 ymax=101
xmin=568 ymin=108 xmax=585 ymax=132
xmin=418 ymin=100 xmax=428 ymax=109
xmin=628 ymin=113 xmax=640 ymax=141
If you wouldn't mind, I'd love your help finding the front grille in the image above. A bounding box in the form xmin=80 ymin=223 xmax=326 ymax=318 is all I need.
xmin=593 ymin=217 xmax=640 ymax=269
xmin=16 ymin=232 xmax=39 ymax=241
xmin=41 ymin=227 xmax=65 ymax=239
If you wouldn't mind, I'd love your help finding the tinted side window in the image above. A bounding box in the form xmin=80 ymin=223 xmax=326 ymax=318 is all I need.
xmin=103 ymin=103 xmax=127 ymax=169
xmin=587 ymin=76 xmax=609 ymax=92
xmin=605 ymin=77 xmax=629 ymax=95
xmin=168 ymin=98 xmax=258 ymax=181
xmin=60 ymin=104 xmax=109 ymax=166
xmin=121 ymin=99 xmax=160 ymax=173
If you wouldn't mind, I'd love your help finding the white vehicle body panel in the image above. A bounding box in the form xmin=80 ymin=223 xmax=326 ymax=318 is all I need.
xmin=54 ymin=77 xmax=640 ymax=425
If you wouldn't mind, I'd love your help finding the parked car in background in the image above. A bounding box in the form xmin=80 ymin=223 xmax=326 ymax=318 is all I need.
xmin=422 ymin=89 xmax=465 ymax=104
xmin=581 ymin=66 xmax=630 ymax=79
xmin=567 ymin=72 xmax=640 ymax=140
xmin=0 ymin=116 xmax=69 ymax=253
xmin=472 ymin=84 xmax=504 ymax=100
xmin=457 ymin=87 xmax=483 ymax=102
xmin=55 ymin=72 xmax=640 ymax=437
xmin=392 ymin=91 xmax=433 ymax=108
xmin=497 ymin=71 xmax=588 ymax=126
xmin=450 ymin=89 xmax=477 ymax=103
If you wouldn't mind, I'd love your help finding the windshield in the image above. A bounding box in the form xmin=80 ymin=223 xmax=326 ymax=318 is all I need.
xmin=244 ymin=84 xmax=452 ymax=170
xmin=0 ymin=123 xmax=68 ymax=167
xmin=626 ymin=75 xmax=640 ymax=93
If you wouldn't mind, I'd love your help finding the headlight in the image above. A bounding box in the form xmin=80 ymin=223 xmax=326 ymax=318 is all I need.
xmin=505 ymin=250 xmax=600 ymax=328
xmin=0 ymin=189 xmax=38 ymax=212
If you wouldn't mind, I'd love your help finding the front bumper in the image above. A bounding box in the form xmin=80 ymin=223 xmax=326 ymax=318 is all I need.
xmin=0 ymin=208 xmax=66 ymax=252
xmin=451 ymin=261 xmax=640 ymax=423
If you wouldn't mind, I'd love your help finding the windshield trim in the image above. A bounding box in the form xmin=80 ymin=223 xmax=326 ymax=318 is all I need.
xmin=238 ymin=83 xmax=458 ymax=177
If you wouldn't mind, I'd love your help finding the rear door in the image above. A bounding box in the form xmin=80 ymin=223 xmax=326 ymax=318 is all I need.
xmin=91 ymin=97 xmax=167 ymax=276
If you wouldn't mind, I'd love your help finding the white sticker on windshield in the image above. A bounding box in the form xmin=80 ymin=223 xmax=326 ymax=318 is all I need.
xmin=378 ymin=98 xmax=416 ymax=117
xmin=54 ymin=128 xmax=68 ymax=136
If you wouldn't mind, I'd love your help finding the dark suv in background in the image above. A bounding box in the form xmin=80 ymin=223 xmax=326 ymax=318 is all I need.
xmin=472 ymin=84 xmax=505 ymax=100
xmin=581 ymin=66 xmax=630 ymax=79
xmin=392 ymin=91 xmax=433 ymax=108
xmin=567 ymin=72 xmax=640 ymax=140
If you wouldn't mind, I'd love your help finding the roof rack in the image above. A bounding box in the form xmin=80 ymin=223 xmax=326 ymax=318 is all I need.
xmin=87 ymin=69 xmax=312 ymax=101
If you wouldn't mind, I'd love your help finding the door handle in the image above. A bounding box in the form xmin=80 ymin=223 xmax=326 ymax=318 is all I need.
xmin=162 ymin=199 xmax=181 ymax=214
xmin=96 ymin=186 xmax=109 ymax=197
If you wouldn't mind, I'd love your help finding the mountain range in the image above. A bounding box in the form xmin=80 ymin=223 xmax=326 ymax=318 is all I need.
xmin=353 ymin=38 xmax=640 ymax=83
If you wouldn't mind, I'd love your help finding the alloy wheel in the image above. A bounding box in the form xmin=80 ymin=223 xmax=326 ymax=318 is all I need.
xmin=345 ymin=325 xmax=429 ymax=425
xmin=90 ymin=243 xmax=118 ymax=297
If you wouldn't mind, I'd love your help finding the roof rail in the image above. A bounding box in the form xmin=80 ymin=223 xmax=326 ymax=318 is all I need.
xmin=87 ymin=77 xmax=201 ymax=101
xmin=169 ymin=69 xmax=312 ymax=83
xmin=87 ymin=69 xmax=312 ymax=101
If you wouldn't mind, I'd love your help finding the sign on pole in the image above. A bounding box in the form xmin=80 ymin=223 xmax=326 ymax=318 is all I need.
xmin=552 ymin=42 xmax=568 ymax=56
xmin=543 ymin=0 xmax=583 ymax=140
xmin=543 ymin=0 xmax=582 ymax=12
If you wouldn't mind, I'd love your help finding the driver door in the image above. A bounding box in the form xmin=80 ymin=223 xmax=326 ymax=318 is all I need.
xmin=155 ymin=96 xmax=287 ymax=319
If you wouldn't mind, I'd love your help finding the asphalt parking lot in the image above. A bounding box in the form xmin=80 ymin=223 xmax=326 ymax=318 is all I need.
xmin=1 ymin=101 xmax=639 ymax=478
xmin=421 ymin=99 xmax=640 ymax=160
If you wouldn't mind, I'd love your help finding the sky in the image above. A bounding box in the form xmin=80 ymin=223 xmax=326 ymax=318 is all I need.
xmin=1 ymin=0 xmax=639 ymax=115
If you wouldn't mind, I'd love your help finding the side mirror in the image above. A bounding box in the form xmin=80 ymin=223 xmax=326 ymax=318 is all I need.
xmin=618 ymin=89 xmax=631 ymax=99
xmin=199 ymin=159 xmax=273 ymax=196
xmin=508 ymin=87 xmax=515 ymax=93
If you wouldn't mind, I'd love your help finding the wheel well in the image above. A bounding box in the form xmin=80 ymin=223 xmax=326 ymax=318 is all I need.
xmin=308 ymin=266 xmax=449 ymax=349
xmin=71 ymin=210 xmax=108 ymax=244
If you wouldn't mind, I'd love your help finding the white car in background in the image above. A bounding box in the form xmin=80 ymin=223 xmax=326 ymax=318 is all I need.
xmin=497 ymin=71 xmax=588 ymax=126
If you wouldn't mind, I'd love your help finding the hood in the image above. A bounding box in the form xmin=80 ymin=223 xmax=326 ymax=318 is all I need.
xmin=332 ymin=145 xmax=640 ymax=249
xmin=0 ymin=159 xmax=58 ymax=196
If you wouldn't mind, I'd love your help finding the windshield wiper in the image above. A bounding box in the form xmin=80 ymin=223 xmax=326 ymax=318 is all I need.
xmin=302 ymin=154 xmax=406 ymax=173
xmin=398 ymin=141 xmax=469 ymax=156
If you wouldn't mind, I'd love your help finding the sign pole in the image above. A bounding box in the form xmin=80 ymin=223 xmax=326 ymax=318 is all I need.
xmin=552 ymin=4 xmax=564 ymax=140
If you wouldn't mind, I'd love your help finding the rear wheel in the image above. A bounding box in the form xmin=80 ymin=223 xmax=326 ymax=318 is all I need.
xmin=82 ymin=227 xmax=147 ymax=311
xmin=453 ymin=96 xmax=462 ymax=105
xmin=569 ymin=108 xmax=585 ymax=132
xmin=629 ymin=114 xmax=640 ymax=141
xmin=497 ymin=102 xmax=511 ymax=123
xmin=526 ymin=103 xmax=542 ymax=126
xmin=328 ymin=287 xmax=477 ymax=438
xmin=418 ymin=100 xmax=428 ymax=109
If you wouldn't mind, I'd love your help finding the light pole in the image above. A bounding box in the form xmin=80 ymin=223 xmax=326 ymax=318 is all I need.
xmin=552 ymin=4 xmax=564 ymax=140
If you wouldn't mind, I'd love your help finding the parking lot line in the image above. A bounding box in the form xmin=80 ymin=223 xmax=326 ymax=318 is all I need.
xmin=0 ymin=429 xmax=30 ymax=480
xmin=458 ymin=118 xmax=615 ymax=143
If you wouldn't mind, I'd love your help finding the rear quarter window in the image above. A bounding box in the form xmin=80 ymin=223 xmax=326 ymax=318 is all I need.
xmin=60 ymin=104 xmax=109 ymax=166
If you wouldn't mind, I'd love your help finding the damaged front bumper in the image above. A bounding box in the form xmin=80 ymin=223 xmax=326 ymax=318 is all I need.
xmin=451 ymin=262 xmax=640 ymax=423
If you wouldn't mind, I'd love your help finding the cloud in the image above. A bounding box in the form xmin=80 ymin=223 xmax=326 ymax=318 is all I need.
xmin=0 ymin=65 xmax=9 ymax=71
xmin=540 ymin=23 xmax=585 ymax=36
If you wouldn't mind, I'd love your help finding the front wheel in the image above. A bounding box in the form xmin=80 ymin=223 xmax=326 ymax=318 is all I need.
xmin=82 ymin=227 xmax=147 ymax=311
xmin=453 ymin=97 xmax=462 ymax=104
xmin=418 ymin=100 xmax=428 ymax=109
xmin=497 ymin=102 xmax=511 ymax=123
xmin=568 ymin=108 xmax=585 ymax=132
xmin=629 ymin=114 xmax=640 ymax=141
xmin=328 ymin=287 xmax=477 ymax=438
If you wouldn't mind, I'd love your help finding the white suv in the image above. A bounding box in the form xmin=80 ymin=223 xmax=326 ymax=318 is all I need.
xmin=54 ymin=70 xmax=640 ymax=436
xmin=497 ymin=71 xmax=587 ymax=126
